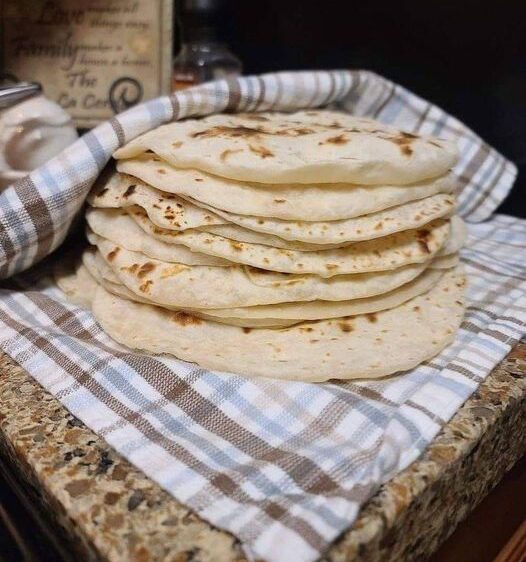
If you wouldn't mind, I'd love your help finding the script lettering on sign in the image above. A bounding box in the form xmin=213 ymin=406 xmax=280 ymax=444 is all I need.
xmin=1 ymin=0 xmax=173 ymax=127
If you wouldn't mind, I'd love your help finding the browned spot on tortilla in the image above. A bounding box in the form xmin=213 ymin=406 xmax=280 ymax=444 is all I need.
xmin=220 ymin=148 xmax=243 ymax=162
xmin=455 ymin=300 xmax=463 ymax=305
xmin=106 ymin=247 xmax=120 ymax=262
xmin=242 ymin=327 xmax=252 ymax=333
xmin=428 ymin=140 xmax=441 ymax=147
xmin=414 ymin=214 xmax=422 ymax=221
xmin=400 ymin=131 xmax=419 ymax=139
xmin=229 ymin=240 xmax=244 ymax=251
xmin=249 ymin=144 xmax=274 ymax=158
xmin=263 ymin=257 xmax=270 ymax=264
xmin=310 ymin=339 xmax=319 ymax=343
xmin=139 ymin=280 xmax=153 ymax=293
xmin=413 ymin=305 xmax=421 ymax=312
xmin=416 ymin=229 xmax=431 ymax=253
xmin=274 ymin=198 xmax=286 ymax=203
xmin=153 ymin=204 xmax=161 ymax=209
xmin=204 ymin=215 xmax=213 ymax=222
xmin=157 ymin=168 xmax=167 ymax=174
xmin=366 ymin=313 xmax=377 ymax=323
xmin=176 ymin=203 xmax=183 ymax=208
xmin=277 ymin=249 xmax=293 ymax=257
xmin=194 ymin=178 xmax=204 ymax=182
xmin=137 ymin=262 xmax=156 ymax=278
xmin=324 ymin=134 xmax=349 ymax=145
xmin=122 ymin=185 xmax=136 ymax=198
xmin=325 ymin=264 xmax=339 ymax=271
xmin=122 ymin=263 xmax=139 ymax=274
xmin=191 ymin=125 xmax=264 ymax=139
xmin=152 ymin=157 xmax=161 ymax=162
xmin=160 ymin=264 xmax=187 ymax=278
xmin=284 ymin=127 xmax=315 ymax=136
xmin=374 ymin=221 xmax=383 ymax=231
xmin=172 ymin=141 xmax=183 ymax=149
xmin=170 ymin=311 xmax=202 ymax=326
xmin=338 ymin=321 xmax=353 ymax=333
xmin=96 ymin=187 xmax=109 ymax=197
xmin=382 ymin=134 xmax=415 ymax=156
xmin=300 ymin=326 xmax=314 ymax=333
xmin=257 ymin=219 xmax=265 ymax=224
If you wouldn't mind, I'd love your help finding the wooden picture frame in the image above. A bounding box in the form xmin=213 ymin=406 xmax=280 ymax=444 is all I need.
xmin=0 ymin=0 xmax=174 ymax=128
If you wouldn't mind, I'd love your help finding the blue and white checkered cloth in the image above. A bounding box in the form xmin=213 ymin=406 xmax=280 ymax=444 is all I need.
xmin=0 ymin=71 xmax=524 ymax=562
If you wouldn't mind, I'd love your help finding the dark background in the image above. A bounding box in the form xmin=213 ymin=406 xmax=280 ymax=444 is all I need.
xmin=200 ymin=0 xmax=526 ymax=217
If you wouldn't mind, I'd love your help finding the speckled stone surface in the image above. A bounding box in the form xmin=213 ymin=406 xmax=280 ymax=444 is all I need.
xmin=0 ymin=343 xmax=524 ymax=562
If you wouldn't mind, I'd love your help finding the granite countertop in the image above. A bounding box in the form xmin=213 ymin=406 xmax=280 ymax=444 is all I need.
xmin=0 ymin=343 xmax=525 ymax=562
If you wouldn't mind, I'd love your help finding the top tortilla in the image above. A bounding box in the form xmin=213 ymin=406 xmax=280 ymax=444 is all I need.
xmin=113 ymin=110 xmax=458 ymax=185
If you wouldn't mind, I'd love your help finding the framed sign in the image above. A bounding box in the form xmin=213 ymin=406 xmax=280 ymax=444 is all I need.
xmin=1 ymin=0 xmax=173 ymax=128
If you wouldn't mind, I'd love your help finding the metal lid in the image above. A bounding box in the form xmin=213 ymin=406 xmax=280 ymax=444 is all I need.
xmin=0 ymin=82 xmax=42 ymax=110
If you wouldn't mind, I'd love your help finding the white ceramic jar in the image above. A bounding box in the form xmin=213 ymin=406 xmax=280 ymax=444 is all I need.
xmin=0 ymin=84 xmax=78 ymax=190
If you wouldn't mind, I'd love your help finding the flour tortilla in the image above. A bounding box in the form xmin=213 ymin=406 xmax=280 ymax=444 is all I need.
xmin=90 ymin=170 xmax=456 ymax=247
xmin=92 ymin=239 xmax=434 ymax=308
xmin=85 ymin=207 xmax=230 ymax=267
xmin=182 ymin=268 xmax=448 ymax=323
xmin=117 ymin=156 xmax=456 ymax=221
xmin=88 ymin=171 xmax=227 ymax=230
xmin=194 ymin=193 xmax=456 ymax=244
xmin=437 ymin=215 xmax=466 ymax=256
xmin=197 ymin=199 xmax=455 ymax=250
xmin=86 ymin=207 xmax=344 ymax=268
xmin=85 ymin=248 xmax=449 ymax=327
xmin=195 ymin=223 xmax=351 ymax=250
xmin=92 ymin=266 xmax=466 ymax=381
xmin=126 ymin=207 xmax=451 ymax=276
xmin=54 ymin=257 xmax=97 ymax=307
xmin=83 ymin=254 xmax=300 ymax=327
xmin=87 ymin=243 xmax=456 ymax=289
xmin=429 ymin=253 xmax=459 ymax=269
xmin=113 ymin=110 xmax=458 ymax=186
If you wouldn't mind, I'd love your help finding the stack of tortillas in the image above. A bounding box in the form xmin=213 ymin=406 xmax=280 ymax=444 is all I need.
xmin=58 ymin=110 xmax=467 ymax=382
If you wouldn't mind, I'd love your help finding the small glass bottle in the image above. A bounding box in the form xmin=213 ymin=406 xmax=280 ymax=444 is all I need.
xmin=172 ymin=0 xmax=242 ymax=91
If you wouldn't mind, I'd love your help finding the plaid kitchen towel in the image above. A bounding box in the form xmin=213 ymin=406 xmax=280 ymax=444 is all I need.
xmin=0 ymin=71 xmax=524 ymax=562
